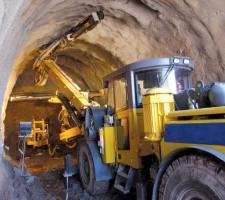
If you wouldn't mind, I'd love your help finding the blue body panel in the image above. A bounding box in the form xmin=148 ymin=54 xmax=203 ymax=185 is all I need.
xmin=86 ymin=140 xmax=113 ymax=181
xmin=165 ymin=123 xmax=225 ymax=145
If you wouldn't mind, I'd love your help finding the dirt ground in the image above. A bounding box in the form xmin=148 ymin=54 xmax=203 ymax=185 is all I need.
xmin=38 ymin=169 xmax=135 ymax=200
xmin=0 ymin=147 xmax=135 ymax=200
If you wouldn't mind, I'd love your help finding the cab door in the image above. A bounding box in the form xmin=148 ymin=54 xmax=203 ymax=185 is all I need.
xmin=107 ymin=75 xmax=129 ymax=150
xmin=113 ymin=75 xmax=130 ymax=150
xmin=107 ymin=73 xmax=141 ymax=168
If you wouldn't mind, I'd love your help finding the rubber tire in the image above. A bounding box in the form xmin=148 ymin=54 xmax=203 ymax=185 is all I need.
xmin=159 ymin=155 xmax=225 ymax=200
xmin=77 ymin=142 xmax=109 ymax=195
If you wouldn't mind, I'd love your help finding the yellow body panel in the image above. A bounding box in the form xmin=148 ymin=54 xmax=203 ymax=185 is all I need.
xmin=167 ymin=105 xmax=225 ymax=118
xmin=117 ymin=149 xmax=140 ymax=167
xmin=115 ymin=109 xmax=143 ymax=168
xmin=161 ymin=139 xmax=225 ymax=160
xmin=167 ymin=118 xmax=225 ymax=124
xmin=99 ymin=127 xmax=116 ymax=163
xmin=114 ymin=106 xmax=161 ymax=168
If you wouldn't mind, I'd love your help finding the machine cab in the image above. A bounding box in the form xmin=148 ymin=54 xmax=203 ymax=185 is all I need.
xmin=103 ymin=56 xmax=193 ymax=168
xmin=104 ymin=56 xmax=193 ymax=111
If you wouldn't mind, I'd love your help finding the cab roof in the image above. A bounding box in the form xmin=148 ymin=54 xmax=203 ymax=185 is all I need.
xmin=103 ymin=56 xmax=194 ymax=84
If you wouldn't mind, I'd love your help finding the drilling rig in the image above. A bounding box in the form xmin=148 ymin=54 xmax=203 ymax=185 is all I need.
xmin=33 ymin=10 xmax=225 ymax=200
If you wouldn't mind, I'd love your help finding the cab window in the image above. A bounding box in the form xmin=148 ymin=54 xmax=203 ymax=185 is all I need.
xmin=114 ymin=77 xmax=127 ymax=111
xmin=107 ymin=81 xmax=115 ymax=109
xmin=135 ymin=67 xmax=191 ymax=107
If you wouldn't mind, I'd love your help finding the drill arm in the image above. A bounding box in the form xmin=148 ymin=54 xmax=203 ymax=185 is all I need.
xmin=39 ymin=59 xmax=90 ymax=112
xmin=33 ymin=10 xmax=104 ymax=112
xmin=33 ymin=10 xmax=104 ymax=69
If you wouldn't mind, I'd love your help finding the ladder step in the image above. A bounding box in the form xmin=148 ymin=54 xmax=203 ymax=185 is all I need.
xmin=114 ymin=184 xmax=129 ymax=194
xmin=114 ymin=164 xmax=136 ymax=194
xmin=117 ymin=171 xmax=129 ymax=179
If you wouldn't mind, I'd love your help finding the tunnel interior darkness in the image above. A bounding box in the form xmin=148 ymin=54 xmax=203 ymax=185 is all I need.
xmin=1 ymin=0 xmax=225 ymax=165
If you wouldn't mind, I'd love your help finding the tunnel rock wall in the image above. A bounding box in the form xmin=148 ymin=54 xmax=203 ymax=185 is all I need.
xmin=0 ymin=0 xmax=225 ymax=136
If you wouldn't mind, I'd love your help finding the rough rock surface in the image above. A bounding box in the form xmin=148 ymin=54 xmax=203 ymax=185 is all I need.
xmin=0 ymin=160 xmax=131 ymax=200
xmin=0 ymin=0 xmax=225 ymax=121
xmin=0 ymin=138 xmax=48 ymax=200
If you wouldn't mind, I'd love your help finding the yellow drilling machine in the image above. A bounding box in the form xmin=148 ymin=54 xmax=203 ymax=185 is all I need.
xmin=33 ymin=11 xmax=225 ymax=200
xmin=25 ymin=119 xmax=49 ymax=148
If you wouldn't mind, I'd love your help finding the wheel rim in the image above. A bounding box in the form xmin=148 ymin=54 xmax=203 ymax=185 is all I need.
xmin=177 ymin=188 xmax=212 ymax=200
xmin=171 ymin=181 xmax=220 ymax=200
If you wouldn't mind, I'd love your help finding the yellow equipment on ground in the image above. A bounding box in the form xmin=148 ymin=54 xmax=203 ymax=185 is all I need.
xmin=48 ymin=97 xmax=82 ymax=144
xmin=26 ymin=120 xmax=49 ymax=148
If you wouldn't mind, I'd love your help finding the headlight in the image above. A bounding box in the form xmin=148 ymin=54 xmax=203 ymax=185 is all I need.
xmin=173 ymin=58 xmax=180 ymax=64
xmin=183 ymin=59 xmax=190 ymax=64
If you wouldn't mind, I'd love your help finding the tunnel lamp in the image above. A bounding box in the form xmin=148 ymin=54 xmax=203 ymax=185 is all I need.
xmin=183 ymin=59 xmax=190 ymax=64
xmin=173 ymin=58 xmax=180 ymax=64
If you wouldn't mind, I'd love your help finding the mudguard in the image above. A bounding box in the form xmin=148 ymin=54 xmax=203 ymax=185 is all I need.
xmin=86 ymin=140 xmax=113 ymax=181
xmin=85 ymin=107 xmax=106 ymax=140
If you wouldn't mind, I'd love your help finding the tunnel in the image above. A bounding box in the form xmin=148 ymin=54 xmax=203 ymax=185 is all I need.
xmin=0 ymin=0 xmax=225 ymax=199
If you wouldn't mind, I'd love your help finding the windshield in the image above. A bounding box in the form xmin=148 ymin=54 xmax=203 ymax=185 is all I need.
xmin=135 ymin=67 xmax=191 ymax=107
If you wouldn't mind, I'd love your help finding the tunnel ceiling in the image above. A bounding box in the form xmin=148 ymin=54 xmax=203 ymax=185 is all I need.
xmin=1 ymin=0 xmax=225 ymax=121
xmin=12 ymin=39 xmax=123 ymax=96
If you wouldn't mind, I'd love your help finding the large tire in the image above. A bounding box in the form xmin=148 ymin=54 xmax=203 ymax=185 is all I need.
xmin=159 ymin=155 xmax=225 ymax=200
xmin=77 ymin=142 xmax=109 ymax=195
